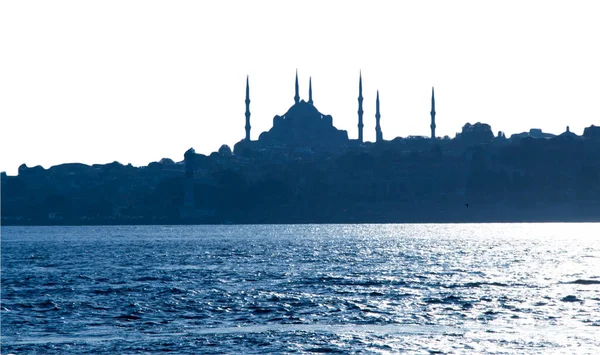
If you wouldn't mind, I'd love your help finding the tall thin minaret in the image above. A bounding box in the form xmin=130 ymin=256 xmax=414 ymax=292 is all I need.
xmin=245 ymin=76 xmax=251 ymax=141
xmin=294 ymin=69 xmax=300 ymax=104
xmin=430 ymin=87 xmax=436 ymax=140
xmin=308 ymin=76 xmax=313 ymax=105
xmin=375 ymin=90 xmax=382 ymax=142
xmin=357 ymin=71 xmax=364 ymax=143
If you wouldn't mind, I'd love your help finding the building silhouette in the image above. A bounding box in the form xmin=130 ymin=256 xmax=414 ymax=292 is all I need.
xmin=430 ymin=87 xmax=436 ymax=139
xmin=245 ymin=76 xmax=251 ymax=141
xmin=239 ymin=71 xmax=435 ymax=149
xmin=308 ymin=76 xmax=313 ymax=105
xmin=4 ymin=69 xmax=600 ymax=226
xmin=357 ymin=71 xmax=364 ymax=143
xmin=294 ymin=70 xmax=300 ymax=105
xmin=375 ymin=90 xmax=382 ymax=143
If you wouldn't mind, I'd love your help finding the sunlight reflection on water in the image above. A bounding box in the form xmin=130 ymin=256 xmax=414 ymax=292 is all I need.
xmin=2 ymin=223 xmax=600 ymax=354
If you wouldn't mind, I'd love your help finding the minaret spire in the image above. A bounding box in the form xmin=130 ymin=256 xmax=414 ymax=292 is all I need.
xmin=357 ymin=71 xmax=364 ymax=143
xmin=430 ymin=86 xmax=436 ymax=140
xmin=245 ymin=75 xmax=251 ymax=141
xmin=375 ymin=90 xmax=382 ymax=143
xmin=294 ymin=69 xmax=300 ymax=104
xmin=308 ymin=76 xmax=313 ymax=105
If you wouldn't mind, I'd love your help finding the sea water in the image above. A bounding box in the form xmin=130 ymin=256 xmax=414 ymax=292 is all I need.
xmin=2 ymin=224 xmax=599 ymax=354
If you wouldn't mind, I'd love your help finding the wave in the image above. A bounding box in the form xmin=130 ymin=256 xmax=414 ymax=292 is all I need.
xmin=563 ymin=279 xmax=600 ymax=285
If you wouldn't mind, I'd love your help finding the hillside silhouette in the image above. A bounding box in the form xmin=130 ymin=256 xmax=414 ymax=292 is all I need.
xmin=3 ymin=73 xmax=600 ymax=225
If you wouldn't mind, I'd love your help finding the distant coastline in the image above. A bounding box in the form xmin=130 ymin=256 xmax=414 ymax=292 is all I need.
xmin=3 ymin=75 xmax=600 ymax=226
xmin=4 ymin=123 xmax=600 ymax=226
xmin=3 ymin=201 xmax=600 ymax=226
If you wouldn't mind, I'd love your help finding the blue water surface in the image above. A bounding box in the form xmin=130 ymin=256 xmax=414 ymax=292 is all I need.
xmin=2 ymin=224 xmax=600 ymax=354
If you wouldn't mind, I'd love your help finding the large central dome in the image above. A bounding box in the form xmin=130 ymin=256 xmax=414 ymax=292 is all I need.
xmin=258 ymin=100 xmax=349 ymax=147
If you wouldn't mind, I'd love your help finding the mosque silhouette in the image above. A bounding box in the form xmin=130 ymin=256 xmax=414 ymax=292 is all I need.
xmin=235 ymin=71 xmax=437 ymax=154
xmin=3 ymin=71 xmax=600 ymax=225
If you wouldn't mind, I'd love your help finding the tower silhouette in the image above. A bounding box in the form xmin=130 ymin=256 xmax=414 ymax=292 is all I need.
xmin=357 ymin=71 xmax=364 ymax=143
xmin=294 ymin=70 xmax=300 ymax=104
xmin=308 ymin=76 xmax=313 ymax=105
xmin=375 ymin=90 xmax=382 ymax=142
xmin=245 ymin=76 xmax=251 ymax=141
xmin=430 ymin=87 xmax=436 ymax=139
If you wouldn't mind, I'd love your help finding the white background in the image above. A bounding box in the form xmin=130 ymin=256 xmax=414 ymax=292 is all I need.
xmin=1 ymin=1 xmax=599 ymax=175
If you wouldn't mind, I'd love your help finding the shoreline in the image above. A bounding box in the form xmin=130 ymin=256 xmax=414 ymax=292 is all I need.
xmin=4 ymin=217 xmax=600 ymax=227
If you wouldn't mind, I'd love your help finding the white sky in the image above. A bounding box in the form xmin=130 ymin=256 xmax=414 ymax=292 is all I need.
xmin=1 ymin=1 xmax=599 ymax=175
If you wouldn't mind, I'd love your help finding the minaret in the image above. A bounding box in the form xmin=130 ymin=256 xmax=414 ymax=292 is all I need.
xmin=357 ymin=71 xmax=364 ymax=143
xmin=294 ymin=70 xmax=300 ymax=104
xmin=430 ymin=87 xmax=436 ymax=140
xmin=244 ymin=75 xmax=251 ymax=141
xmin=308 ymin=76 xmax=313 ymax=105
xmin=375 ymin=90 xmax=382 ymax=142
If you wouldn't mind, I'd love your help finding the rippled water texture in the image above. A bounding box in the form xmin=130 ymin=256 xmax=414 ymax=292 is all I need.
xmin=2 ymin=224 xmax=600 ymax=354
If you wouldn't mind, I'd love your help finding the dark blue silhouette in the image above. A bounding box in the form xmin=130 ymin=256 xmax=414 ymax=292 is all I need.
xmin=430 ymin=87 xmax=436 ymax=139
xmin=357 ymin=71 xmax=364 ymax=143
xmin=2 ymin=70 xmax=600 ymax=225
xmin=245 ymin=76 xmax=251 ymax=141
xmin=375 ymin=90 xmax=383 ymax=143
